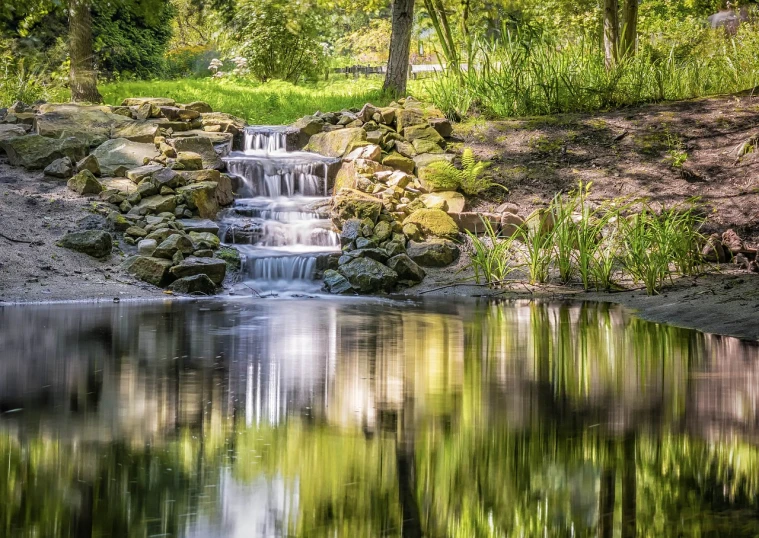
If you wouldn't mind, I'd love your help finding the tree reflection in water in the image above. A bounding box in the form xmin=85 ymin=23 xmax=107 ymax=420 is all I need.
xmin=0 ymin=298 xmax=758 ymax=537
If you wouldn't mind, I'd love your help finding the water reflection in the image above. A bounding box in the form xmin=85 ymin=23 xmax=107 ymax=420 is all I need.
xmin=1 ymin=298 xmax=758 ymax=537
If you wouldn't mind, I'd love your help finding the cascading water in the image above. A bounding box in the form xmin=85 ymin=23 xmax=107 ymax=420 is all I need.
xmin=221 ymin=127 xmax=340 ymax=292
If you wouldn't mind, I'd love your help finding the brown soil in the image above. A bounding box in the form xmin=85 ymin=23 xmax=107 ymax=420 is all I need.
xmin=0 ymin=162 xmax=162 ymax=303
xmin=456 ymin=91 xmax=759 ymax=243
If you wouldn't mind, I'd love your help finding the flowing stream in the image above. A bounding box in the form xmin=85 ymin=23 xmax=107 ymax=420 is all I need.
xmin=221 ymin=127 xmax=339 ymax=292
xmin=2 ymin=297 xmax=759 ymax=537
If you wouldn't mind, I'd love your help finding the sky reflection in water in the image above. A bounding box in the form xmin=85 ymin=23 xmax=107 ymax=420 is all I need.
xmin=1 ymin=297 xmax=758 ymax=537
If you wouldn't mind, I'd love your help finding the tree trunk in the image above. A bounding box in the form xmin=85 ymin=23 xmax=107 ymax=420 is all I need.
xmin=621 ymin=0 xmax=638 ymax=58
xmin=384 ymin=0 xmax=415 ymax=96
xmin=69 ymin=0 xmax=102 ymax=103
xmin=603 ymin=0 xmax=620 ymax=69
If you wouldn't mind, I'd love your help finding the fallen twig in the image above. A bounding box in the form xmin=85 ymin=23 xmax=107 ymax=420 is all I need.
xmin=0 ymin=232 xmax=36 ymax=244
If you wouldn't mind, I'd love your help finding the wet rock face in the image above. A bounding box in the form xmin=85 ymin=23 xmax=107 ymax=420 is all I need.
xmin=168 ymin=274 xmax=217 ymax=295
xmin=406 ymin=239 xmax=460 ymax=267
xmin=1 ymin=135 xmax=87 ymax=169
xmin=338 ymin=257 xmax=398 ymax=293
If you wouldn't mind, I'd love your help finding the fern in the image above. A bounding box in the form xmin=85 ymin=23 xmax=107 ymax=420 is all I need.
xmin=420 ymin=161 xmax=462 ymax=190
xmin=419 ymin=148 xmax=507 ymax=196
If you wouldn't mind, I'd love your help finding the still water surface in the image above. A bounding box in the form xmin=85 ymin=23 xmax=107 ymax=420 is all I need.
xmin=1 ymin=298 xmax=759 ymax=538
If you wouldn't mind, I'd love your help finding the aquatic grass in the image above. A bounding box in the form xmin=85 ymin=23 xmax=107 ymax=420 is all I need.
xmin=465 ymin=216 xmax=521 ymax=286
xmin=549 ymin=192 xmax=578 ymax=285
xmin=519 ymin=212 xmax=554 ymax=285
xmin=621 ymin=208 xmax=674 ymax=295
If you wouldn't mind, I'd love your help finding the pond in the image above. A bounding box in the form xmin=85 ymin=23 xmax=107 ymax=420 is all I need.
xmin=1 ymin=297 xmax=758 ymax=537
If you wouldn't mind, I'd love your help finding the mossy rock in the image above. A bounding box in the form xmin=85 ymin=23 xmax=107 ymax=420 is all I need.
xmin=176 ymin=181 xmax=219 ymax=219
xmin=122 ymin=255 xmax=174 ymax=286
xmin=57 ymin=230 xmax=112 ymax=258
xmin=216 ymin=247 xmax=241 ymax=271
xmin=67 ymin=170 xmax=104 ymax=195
xmin=1 ymin=135 xmax=87 ymax=170
xmin=404 ymin=124 xmax=446 ymax=147
xmin=403 ymin=208 xmax=459 ymax=240
xmin=381 ymin=152 xmax=415 ymax=174
xmin=406 ymin=239 xmax=460 ymax=267
xmin=332 ymin=188 xmax=383 ymax=223
xmin=306 ymin=127 xmax=366 ymax=158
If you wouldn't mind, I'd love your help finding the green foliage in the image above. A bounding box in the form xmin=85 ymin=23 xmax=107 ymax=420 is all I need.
xmin=222 ymin=0 xmax=327 ymax=83
xmin=0 ymin=38 xmax=66 ymax=106
xmin=421 ymin=148 xmax=505 ymax=196
xmin=92 ymin=2 xmax=176 ymax=80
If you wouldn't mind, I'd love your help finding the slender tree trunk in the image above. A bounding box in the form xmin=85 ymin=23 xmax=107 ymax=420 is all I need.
xmin=603 ymin=0 xmax=620 ymax=69
xmin=69 ymin=0 xmax=102 ymax=103
xmin=621 ymin=0 xmax=638 ymax=58
xmin=384 ymin=0 xmax=415 ymax=96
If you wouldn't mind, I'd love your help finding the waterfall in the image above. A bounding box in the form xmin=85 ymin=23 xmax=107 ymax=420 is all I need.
xmin=220 ymin=127 xmax=340 ymax=290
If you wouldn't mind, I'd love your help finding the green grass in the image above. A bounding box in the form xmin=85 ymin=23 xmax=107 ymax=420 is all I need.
xmin=99 ymin=77 xmax=424 ymax=125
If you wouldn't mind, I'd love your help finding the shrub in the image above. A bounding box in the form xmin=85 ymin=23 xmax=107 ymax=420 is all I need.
xmin=223 ymin=0 xmax=327 ymax=83
xmin=420 ymin=149 xmax=506 ymax=196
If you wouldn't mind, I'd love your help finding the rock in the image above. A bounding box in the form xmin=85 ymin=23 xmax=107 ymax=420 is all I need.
xmin=44 ymin=157 xmax=74 ymax=178
xmin=333 ymin=159 xmax=392 ymax=192
xmin=170 ymin=136 xmax=223 ymax=170
xmin=132 ymin=194 xmax=177 ymax=216
xmin=407 ymin=239 xmax=460 ymax=267
xmin=178 ymin=218 xmax=220 ymax=234
xmin=176 ymin=151 xmax=203 ymax=171
xmin=91 ymin=138 xmax=159 ymax=176
xmin=306 ymin=127 xmax=367 ymax=158
xmin=495 ymin=202 xmax=521 ymax=215
xmin=449 ymin=212 xmax=501 ymax=234
xmin=168 ymin=274 xmax=217 ymax=295
xmin=137 ymin=239 xmax=157 ymax=256
xmin=372 ymin=220 xmax=393 ymax=242
xmin=413 ymin=152 xmax=455 ymax=170
xmin=387 ymin=254 xmax=426 ymax=282
xmin=0 ymin=135 xmax=86 ymax=169
xmin=189 ymin=231 xmax=220 ymax=249
xmin=428 ymin=117 xmax=453 ymax=138
xmin=122 ymin=97 xmax=176 ymax=107
xmin=412 ymin=138 xmax=445 ymax=154
xmin=127 ymin=164 xmax=164 ymax=184
xmin=151 ymin=168 xmax=183 ymax=189
xmin=722 ymin=229 xmax=745 ymax=254
xmin=183 ymin=101 xmax=213 ymax=113
xmin=107 ymin=211 xmax=133 ymax=231
xmin=340 ymin=218 xmax=362 ymax=246
xmin=338 ymin=257 xmax=398 ymax=293
xmin=169 ymin=257 xmax=227 ymax=285
xmin=67 ymin=170 xmax=104 ymax=195
xmin=216 ymin=247 xmax=241 ymax=270
xmin=420 ymin=192 xmax=465 ymax=213
xmin=176 ymin=182 xmax=219 ymax=219
xmin=385 ymin=241 xmax=406 ymax=257
xmin=323 ymin=269 xmax=353 ymax=294
xmin=145 ymin=228 xmax=181 ymax=244
xmin=702 ymin=233 xmax=727 ymax=263
xmin=396 ymin=108 xmax=426 ymax=133
xmin=57 ymin=230 xmax=112 ymax=258
xmin=35 ymin=104 xmax=129 ymax=146
xmin=200 ymin=112 xmax=246 ymax=135
xmin=0 ymin=124 xmax=28 ymax=142
xmin=382 ymin=152 xmax=415 ymax=173
xmin=403 ymin=208 xmax=459 ymax=239
xmin=332 ymin=189 xmax=383 ymax=223
xmin=122 ymin=255 xmax=174 ymax=286
xmin=500 ymin=212 xmax=525 ymax=237
xmin=215 ymin=173 xmax=234 ymax=206
xmin=135 ymin=102 xmax=152 ymax=121
xmin=110 ymin=120 xmax=159 ymax=143
xmin=153 ymin=234 xmax=195 ymax=259
xmin=358 ymin=103 xmax=379 ymax=122
xmin=159 ymin=106 xmax=200 ymax=121
xmin=125 ymin=226 xmax=148 ymax=238
xmin=291 ymin=115 xmax=325 ymax=140
xmin=344 ymin=144 xmax=382 ymax=162
xmin=76 ymin=154 xmax=101 ymax=176
xmin=403 ymin=222 xmax=423 ymax=241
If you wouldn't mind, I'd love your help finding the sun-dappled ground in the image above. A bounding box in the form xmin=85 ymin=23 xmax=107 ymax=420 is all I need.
xmin=100 ymin=77 xmax=426 ymax=125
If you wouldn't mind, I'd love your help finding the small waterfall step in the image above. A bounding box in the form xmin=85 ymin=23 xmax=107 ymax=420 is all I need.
xmin=220 ymin=126 xmax=340 ymax=292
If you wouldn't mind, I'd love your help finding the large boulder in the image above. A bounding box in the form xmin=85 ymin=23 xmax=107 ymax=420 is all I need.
xmin=67 ymin=170 xmax=104 ymax=195
xmin=0 ymin=135 xmax=86 ymax=169
xmin=306 ymin=127 xmax=366 ymax=158
xmin=169 ymin=257 xmax=227 ymax=284
xmin=110 ymin=120 xmax=160 ymax=143
xmin=170 ymin=136 xmax=223 ymax=170
xmin=403 ymin=208 xmax=459 ymax=240
xmin=406 ymin=239 xmax=460 ymax=267
xmin=153 ymin=234 xmax=194 ymax=259
xmin=176 ymin=181 xmax=220 ymax=219
xmin=168 ymin=274 xmax=217 ymax=295
xmin=338 ymin=257 xmax=398 ymax=293
xmin=332 ymin=188 xmax=383 ymax=224
xmin=183 ymin=101 xmax=213 ymax=113
xmin=35 ymin=104 xmax=128 ymax=146
xmin=333 ymin=159 xmax=392 ymax=192
xmin=323 ymin=269 xmax=353 ymax=294
xmin=91 ymin=138 xmax=159 ymax=176
xmin=57 ymin=230 xmax=112 ymax=258
xmin=131 ymin=194 xmax=177 ymax=216
xmin=122 ymin=255 xmax=174 ymax=286
xmin=200 ymin=112 xmax=246 ymax=134
xmin=404 ymin=124 xmax=446 ymax=147
xmin=448 ymin=212 xmax=501 ymax=233
xmin=127 ymin=164 xmax=164 ymax=184
xmin=396 ymin=108 xmax=426 ymax=133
